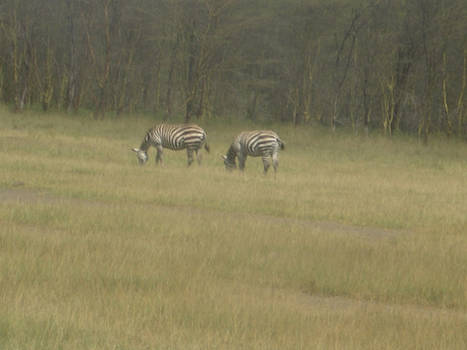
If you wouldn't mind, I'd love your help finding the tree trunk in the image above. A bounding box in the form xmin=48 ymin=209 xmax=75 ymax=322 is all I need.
xmin=165 ymin=35 xmax=179 ymax=120
xmin=185 ymin=20 xmax=197 ymax=123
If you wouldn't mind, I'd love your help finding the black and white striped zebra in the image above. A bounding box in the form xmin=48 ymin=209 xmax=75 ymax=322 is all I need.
xmin=222 ymin=130 xmax=285 ymax=174
xmin=132 ymin=124 xmax=210 ymax=166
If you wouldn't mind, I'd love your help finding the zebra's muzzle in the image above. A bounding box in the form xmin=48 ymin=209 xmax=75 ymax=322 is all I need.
xmin=132 ymin=148 xmax=148 ymax=165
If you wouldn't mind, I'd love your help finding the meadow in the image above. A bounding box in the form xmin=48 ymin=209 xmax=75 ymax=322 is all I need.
xmin=0 ymin=108 xmax=466 ymax=349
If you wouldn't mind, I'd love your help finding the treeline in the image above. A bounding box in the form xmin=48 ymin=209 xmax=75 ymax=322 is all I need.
xmin=0 ymin=0 xmax=466 ymax=141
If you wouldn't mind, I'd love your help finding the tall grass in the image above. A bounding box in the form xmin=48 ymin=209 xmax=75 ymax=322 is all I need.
xmin=1 ymin=109 xmax=466 ymax=349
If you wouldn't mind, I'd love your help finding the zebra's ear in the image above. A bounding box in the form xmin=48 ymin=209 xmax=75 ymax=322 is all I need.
xmin=221 ymin=155 xmax=227 ymax=160
xmin=131 ymin=148 xmax=139 ymax=153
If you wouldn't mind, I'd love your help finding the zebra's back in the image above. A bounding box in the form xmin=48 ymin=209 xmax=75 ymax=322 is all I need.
xmin=238 ymin=130 xmax=283 ymax=157
xmin=150 ymin=124 xmax=207 ymax=151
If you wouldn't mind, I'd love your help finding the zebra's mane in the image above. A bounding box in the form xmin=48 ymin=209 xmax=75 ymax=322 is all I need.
xmin=139 ymin=131 xmax=152 ymax=151
xmin=225 ymin=144 xmax=237 ymax=165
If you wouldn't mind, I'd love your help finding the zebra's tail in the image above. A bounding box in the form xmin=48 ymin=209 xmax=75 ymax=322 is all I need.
xmin=278 ymin=138 xmax=285 ymax=150
xmin=200 ymin=132 xmax=210 ymax=153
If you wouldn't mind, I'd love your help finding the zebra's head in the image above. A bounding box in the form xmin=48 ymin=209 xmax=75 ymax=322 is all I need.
xmin=132 ymin=148 xmax=148 ymax=165
xmin=221 ymin=155 xmax=236 ymax=171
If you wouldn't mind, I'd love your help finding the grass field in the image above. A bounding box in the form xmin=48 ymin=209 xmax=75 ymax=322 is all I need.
xmin=1 ymin=108 xmax=466 ymax=349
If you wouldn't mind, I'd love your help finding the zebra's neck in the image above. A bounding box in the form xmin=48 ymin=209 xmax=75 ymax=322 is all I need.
xmin=226 ymin=144 xmax=237 ymax=163
xmin=139 ymin=132 xmax=152 ymax=151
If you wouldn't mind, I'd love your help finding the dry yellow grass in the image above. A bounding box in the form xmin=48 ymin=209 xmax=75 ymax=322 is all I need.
xmin=0 ymin=109 xmax=466 ymax=349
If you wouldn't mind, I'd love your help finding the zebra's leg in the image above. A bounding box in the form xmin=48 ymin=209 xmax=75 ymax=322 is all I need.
xmin=238 ymin=154 xmax=246 ymax=171
xmin=195 ymin=149 xmax=202 ymax=165
xmin=187 ymin=149 xmax=194 ymax=167
xmin=262 ymin=156 xmax=271 ymax=174
xmin=272 ymin=152 xmax=279 ymax=173
xmin=156 ymin=145 xmax=163 ymax=165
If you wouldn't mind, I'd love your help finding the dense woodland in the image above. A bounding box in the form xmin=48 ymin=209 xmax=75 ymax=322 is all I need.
xmin=0 ymin=0 xmax=466 ymax=141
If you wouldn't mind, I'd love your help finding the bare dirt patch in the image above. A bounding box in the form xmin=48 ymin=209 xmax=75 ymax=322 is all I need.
xmin=0 ymin=186 xmax=57 ymax=203
xmin=0 ymin=186 xmax=100 ymax=208
xmin=294 ymin=292 xmax=467 ymax=321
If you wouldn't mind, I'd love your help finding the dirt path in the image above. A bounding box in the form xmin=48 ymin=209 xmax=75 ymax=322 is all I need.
xmin=0 ymin=186 xmax=407 ymax=239
xmin=293 ymin=292 xmax=467 ymax=320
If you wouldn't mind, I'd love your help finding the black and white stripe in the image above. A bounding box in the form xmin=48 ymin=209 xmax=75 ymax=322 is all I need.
xmin=132 ymin=124 xmax=210 ymax=166
xmin=222 ymin=130 xmax=285 ymax=174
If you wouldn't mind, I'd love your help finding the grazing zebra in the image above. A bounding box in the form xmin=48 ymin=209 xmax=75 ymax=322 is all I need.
xmin=132 ymin=124 xmax=210 ymax=166
xmin=222 ymin=130 xmax=285 ymax=174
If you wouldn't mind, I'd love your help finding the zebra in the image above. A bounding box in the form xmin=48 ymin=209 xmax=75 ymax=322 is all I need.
xmin=132 ymin=124 xmax=210 ymax=166
xmin=222 ymin=130 xmax=285 ymax=174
